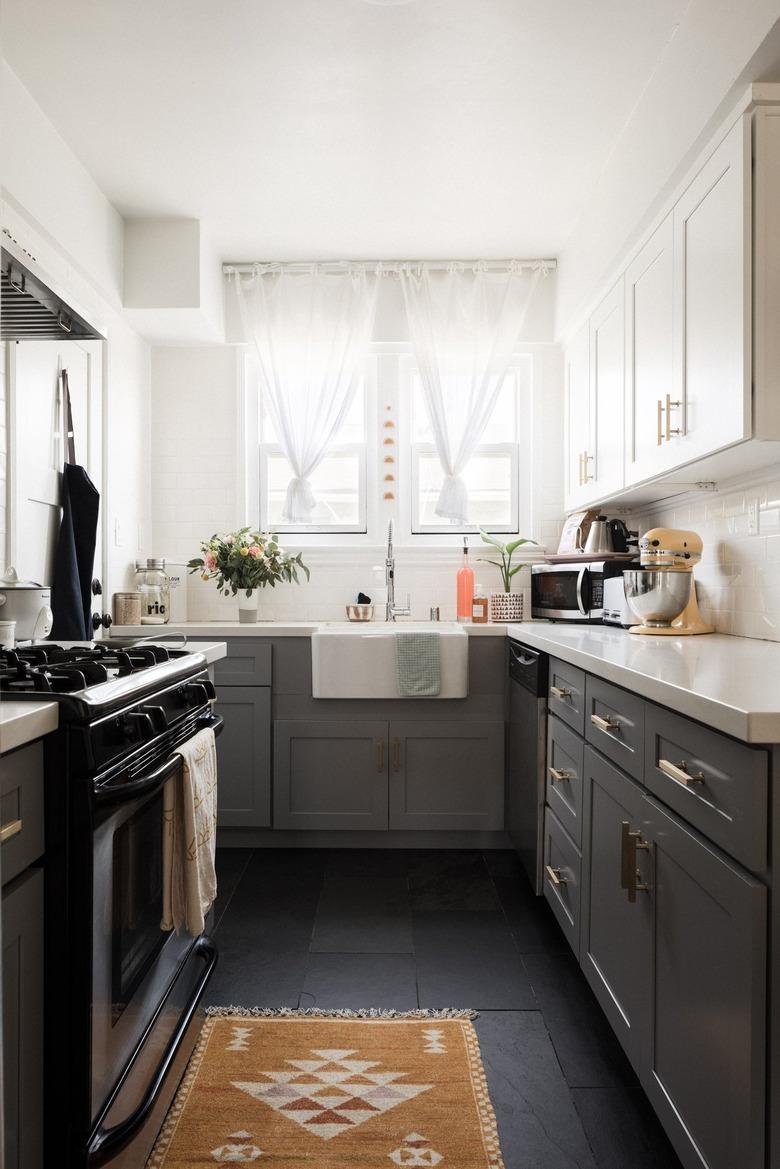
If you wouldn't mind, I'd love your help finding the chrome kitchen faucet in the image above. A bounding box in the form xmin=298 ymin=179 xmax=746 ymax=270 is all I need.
xmin=385 ymin=520 xmax=411 ymax=621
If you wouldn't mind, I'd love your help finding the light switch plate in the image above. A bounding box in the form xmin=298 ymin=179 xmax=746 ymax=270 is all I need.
xmin=747 ymin=496 xmax=759 ymax=536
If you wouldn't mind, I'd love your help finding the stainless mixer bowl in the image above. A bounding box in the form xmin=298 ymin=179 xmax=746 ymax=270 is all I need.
xmin=623 ymin=569 xmax=692 ymax=627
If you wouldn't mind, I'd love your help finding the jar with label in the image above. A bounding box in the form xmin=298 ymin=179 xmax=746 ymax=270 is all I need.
xmin=135 ymin=558 xmax=170 ymax=625
xmin=472 ymin=582 xmax=489 ymax=623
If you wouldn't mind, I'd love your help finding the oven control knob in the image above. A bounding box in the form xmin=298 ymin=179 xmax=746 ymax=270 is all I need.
xmin=124 ymin=711 xmax=156 ymax=739
xmin=184 ymin=679 xmax=217 ymax=703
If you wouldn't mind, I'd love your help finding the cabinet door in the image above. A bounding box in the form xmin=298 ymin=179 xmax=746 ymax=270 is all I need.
xmin=3 ymin=868 xmax=44 ymax=1169
xmin=580 ymin=747 xmax=651 ymax=1073
xmin=274 ymin=721 xmax=388 ymax=830
xmin=588 ymin=278 xmax=625 ymax=501
xmin=216 ymin=686 xmax=271 ymax=827
xmin=673 ymin=117 xmax=750 ymax=463
xmin=641 ymin=796 xmax=766 ymax=1169
xmin=624 ymin=214 xmax=677 ymax=485
xmin=564 ymin=323 xmax=593 ymax=511
xmin=388 ymin=721 xmax=504 ymax=830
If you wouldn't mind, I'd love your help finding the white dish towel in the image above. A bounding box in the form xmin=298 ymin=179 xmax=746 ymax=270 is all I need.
xmin=161 ymin=726 xmax=218 ymax=935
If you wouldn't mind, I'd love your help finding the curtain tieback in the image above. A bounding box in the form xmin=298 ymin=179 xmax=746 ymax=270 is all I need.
xmin=283 ymin=476 xmax=317 ymax=523
xmin=435 ymin=474 xmax=469 ymax=525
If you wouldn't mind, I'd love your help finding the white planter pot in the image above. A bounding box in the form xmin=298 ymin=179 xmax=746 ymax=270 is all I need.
xmin=237 ymin=591 xmax=259 ymax=623
xmin=489 ymin=591 xmax=523 ymax=623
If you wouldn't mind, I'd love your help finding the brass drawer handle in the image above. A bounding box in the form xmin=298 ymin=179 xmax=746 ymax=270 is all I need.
xmin=621 ymin=821 xmax=651 ymax=903
xmin=545 ymin=864 xmax=567 ymax=887
xmin=392 ymin=738 xmax=401 ymax=771
xmin=548 ymin=766 xmax=571 ymax=783
xmin=0 ymin=819 xmax=22 ymax=844
xmin=658 ymin=758 xmax=705 ymax=787
xmin=583 ymin=451 xmax=593 ymax=483
xmin=377 ymin=740 xmax=385 ymax=772
xmin=665 ymin=394 xmax=682 ymax=441
xmin=590 ymin=713 xmax=619 ymax=732
xmin=657 ymin=398 xmax=664 ymax=446
xmin=550 ymin=685 xmax=572 ymax=699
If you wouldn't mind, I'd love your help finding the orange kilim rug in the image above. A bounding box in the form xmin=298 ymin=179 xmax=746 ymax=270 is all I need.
xmin=147 ymin=1007 xmax=505 ymax=1168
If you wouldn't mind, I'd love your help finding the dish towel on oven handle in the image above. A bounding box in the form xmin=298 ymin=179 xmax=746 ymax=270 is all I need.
xmin=161 ymin=726 xmax=218 ymax=935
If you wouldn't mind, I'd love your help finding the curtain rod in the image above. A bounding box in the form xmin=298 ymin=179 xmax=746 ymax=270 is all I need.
xmin=223 ymin=258 xmax=556 ymax=275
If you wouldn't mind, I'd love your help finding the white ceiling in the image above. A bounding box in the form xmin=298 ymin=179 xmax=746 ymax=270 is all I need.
xmin=2 ymin=0 xmax=690 ymax=262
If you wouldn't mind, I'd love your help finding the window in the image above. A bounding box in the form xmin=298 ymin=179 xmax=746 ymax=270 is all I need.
xmin=259 ymin=382 xmax=368 ymax=533
xmin=408 ymin=358 xmax=530 ymax=534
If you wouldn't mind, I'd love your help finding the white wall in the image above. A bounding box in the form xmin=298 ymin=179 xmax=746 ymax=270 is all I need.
xmin=150 ymin=342 xmax=564 ymax=622
xmin=1 ymin=62 xmax=153 ymax=597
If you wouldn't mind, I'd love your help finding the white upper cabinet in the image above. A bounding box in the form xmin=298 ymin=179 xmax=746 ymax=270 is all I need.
xmin=624 ymin=214 xmax=676 ymax=486
xmin=565 ymin=323 xmax=592 ymax=510
xmin=672 ymin=117 xmax=750 ymax=464
xmin=588 ymin=278 xmax=625 ymax=502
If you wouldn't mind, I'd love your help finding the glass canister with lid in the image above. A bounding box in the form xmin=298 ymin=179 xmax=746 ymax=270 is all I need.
xmin=134 ymin=558 xmax=171 ymax=625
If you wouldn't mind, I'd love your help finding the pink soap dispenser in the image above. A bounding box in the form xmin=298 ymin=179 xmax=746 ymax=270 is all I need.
xmin=457 ymin=536 xmax=474 ymax=623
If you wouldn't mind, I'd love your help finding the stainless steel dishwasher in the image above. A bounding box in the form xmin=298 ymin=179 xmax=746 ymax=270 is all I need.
xmin=507 ymin=640 xmax=548 ymax=894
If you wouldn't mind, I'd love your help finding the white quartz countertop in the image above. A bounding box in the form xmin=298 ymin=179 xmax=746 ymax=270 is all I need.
xmin=0 ymin=700 xmax=58 ymax=754
xmin=110 ymin=621 xmax=506 ymax=638
xmin=184 ymin=640 xmax=228 ymax=663
xmin=507 ymin=622 xmax=780 ymax=744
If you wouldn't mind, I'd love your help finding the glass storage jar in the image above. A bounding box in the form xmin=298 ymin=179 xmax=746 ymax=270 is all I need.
xmin=134 ymin=558 xmax=170 ymax=625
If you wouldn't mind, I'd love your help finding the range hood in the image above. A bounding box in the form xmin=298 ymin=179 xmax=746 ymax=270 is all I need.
xmin=1 ymin=246 xmax=105 ymax=341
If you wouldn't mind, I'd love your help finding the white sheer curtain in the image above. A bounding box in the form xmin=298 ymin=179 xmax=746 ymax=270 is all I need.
xmin=231 ymin=264 xmax=378 ymax=522
xmin=400 ymin=262 xmax=543 ymax=525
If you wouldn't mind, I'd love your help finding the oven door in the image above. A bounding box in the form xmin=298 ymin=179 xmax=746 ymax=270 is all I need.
xmin=532 ymin=565 xmax=594 ymax=620
xmin=90 ymin=754 xmax=197 ymax=1125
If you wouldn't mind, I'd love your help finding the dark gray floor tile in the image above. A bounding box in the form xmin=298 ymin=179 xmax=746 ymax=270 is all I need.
xmin=205 ymin=924 xmax=308 ymax=1009
xmin=226 ymin=848 xmax=326 ymax=921
xmin=414 ymin=912 xmax=536 ymax=1009
xmin=311 ymin=874 xmax=413 ymax=954
xmin=486 ymin=850 xmax=571 ymax=953
xmin=523 ymin=952 xmax=637 ymax=1087
xmin=476 ymin=1012 xmax=597 ymax=1169
xmin=572 ymin=1088 xmax=684 ymax=1169
xmin=407 ymin=850 xmax=500 ymax=910
xmin=325 ymin=848 xmax=406 ymax=879
xmin=300 ymin=954 xmax=418 ymax=1010
xmin=212 ymin=847 xmax=253 ymax=930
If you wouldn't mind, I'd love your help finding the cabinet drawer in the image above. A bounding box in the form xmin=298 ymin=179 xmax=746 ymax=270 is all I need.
xmin=645 ymin=707 xmax=768 ymax=871
xmin=546 ymin=715 xmax=584 ymax=847
xmin=542 ymin=806 xmax=581 ymax=958
xmin=548 ymin=658 xmax=586 ymax=735
xmin=585 ymin=675 xmax=644 ymax=780
xmin=1 ymin=743 xmax=44 ymax=887
xmin=212 ymin=640 xmax=272 ymax=686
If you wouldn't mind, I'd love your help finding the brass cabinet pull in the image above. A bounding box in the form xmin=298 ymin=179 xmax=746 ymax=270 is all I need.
xmin=620 ymin=820 xmax=650 ymax=903
xmin=590 ymin=712 xmax=619 ymax=733
xmin=658 ymin=758 xmax=705 ymax=787
xmin=665 ymin=394 xmax=682 ymax=441
xmin=548 ymin=766 xmax=571 ymax=783
xmin=0 ymin=818 xmax=22 ymax=844
xmin=392 ymin=738 xmax=401 ymax=771
xmin=577 ymin=452 xmax=583 ymax=486
xmin=376 ymin=740 xmax=386 ymax=772
xmin=545 ymin=864 xmax=567 ymax=887
xmin=550 ymin=685 xmax=571 ymax=699
xmin=583 ymin=451 xmax=593 ymax=482
xmin=657 ymin=398 xmax=664 ymax=446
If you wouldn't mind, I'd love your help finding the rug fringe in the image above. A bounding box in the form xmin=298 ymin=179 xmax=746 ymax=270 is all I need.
xmin=206 ymin=1004 xmax=478 ymax=1020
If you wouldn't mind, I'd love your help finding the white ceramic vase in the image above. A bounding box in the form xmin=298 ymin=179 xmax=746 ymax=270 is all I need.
xmin=237 ymin=590 xmax=259 ymax=623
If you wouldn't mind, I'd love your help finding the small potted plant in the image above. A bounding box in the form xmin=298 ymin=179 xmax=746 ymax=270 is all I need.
xmin=478 ymin=530 xmax=536 ymax=622
xmin=188 ymin=528 xmax=309 ymax=623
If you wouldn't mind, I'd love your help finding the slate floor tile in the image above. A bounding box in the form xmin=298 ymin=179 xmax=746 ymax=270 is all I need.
xmin=325 ymin=848 xmax=406 ymax=879
xmin=485 ymin=850 xmax=571 ymax=954
xmin=406 ymin=850 xmax=501 ymax=910
xmin=572 ymin=1087 xmax=685 ymax=1169
xmin=212 ymin=847 xmax=253 ymax=931
xmin=523 ymin=952 xmax=637 ymax=1087
xmin=476 ymin=1011 xmax=597 ymax=1169
xmin=300 ymin=954 xmax=418 ymax=1010
xmin=413 ymin=912 xmax=536 ymax=1009
xmin=204 ymin=924 xmax=308 ymax=1009
xmin=311 ymin=874 xmax=413 ymax=954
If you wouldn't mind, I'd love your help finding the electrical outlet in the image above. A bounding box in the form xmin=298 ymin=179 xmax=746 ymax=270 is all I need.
xmin=114 ymin=519 xmax=125 ymax=547
xmin=747 ymin=497 xmax=759 ymax=536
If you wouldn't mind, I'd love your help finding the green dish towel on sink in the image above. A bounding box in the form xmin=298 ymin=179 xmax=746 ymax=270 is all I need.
xmin=395 ymin=631 xmax=441 ymax=697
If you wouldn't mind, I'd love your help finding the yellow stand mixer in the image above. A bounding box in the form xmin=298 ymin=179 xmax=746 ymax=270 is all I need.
xmin=623 ymin=528 xmax=714 ymax=635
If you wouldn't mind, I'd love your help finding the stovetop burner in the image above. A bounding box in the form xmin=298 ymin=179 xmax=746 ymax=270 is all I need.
xmin=0 ymin=642 xmax=180 ymax=695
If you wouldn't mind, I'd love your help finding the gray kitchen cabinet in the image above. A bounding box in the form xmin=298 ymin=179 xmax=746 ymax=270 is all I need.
xmin=546 ymin=715 xmax=584 ymax=846
xmin=2 ymin=867 xmax=44 ymax=1169
xmin=580 ymin=745 xmax=652 ymax=1073
xmin=212 ymin=639 xmax=272 ymax=687
xmin=216 ymin=686 xmax=272 ymax=827
xmin=388 ymin=721 xmax=504 ymax=830
xmin=641 ymin=795 xmax=766 ymax=1169
xmin=542 ymin=805 xmax=582 ymax=957
xmin=274 ymin=720 xmax=389 ymax=830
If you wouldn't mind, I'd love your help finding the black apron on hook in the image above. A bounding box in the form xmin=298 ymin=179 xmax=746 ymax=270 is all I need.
xmin=50 ymin=369 xmax=100 ymax=640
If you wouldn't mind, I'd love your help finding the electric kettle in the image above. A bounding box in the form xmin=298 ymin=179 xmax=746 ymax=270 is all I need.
xmin=583 ymin=516 xmax=614 ymax=555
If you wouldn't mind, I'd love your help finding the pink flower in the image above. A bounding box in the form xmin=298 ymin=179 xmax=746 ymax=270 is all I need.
xmin=247 ymin=545 xmax=261 ymax=559
xmin=224 ymin=534 xmax=235 ymax=544
xmin=205 ymin=552 xmax=218 ymax=571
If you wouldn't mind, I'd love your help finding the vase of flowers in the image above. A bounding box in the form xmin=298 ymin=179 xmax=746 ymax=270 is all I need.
xmin=478 ymin=529 xmax=536 ymax=623
xmin=188 ymin=528 xmax=309 ymax=623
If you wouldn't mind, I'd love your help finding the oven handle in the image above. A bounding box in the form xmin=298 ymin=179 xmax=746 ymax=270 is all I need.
xmin=94 ymin=714 xmax=224 ymax=806
xmin=85 ymin=935 xmax=218 ymax=1167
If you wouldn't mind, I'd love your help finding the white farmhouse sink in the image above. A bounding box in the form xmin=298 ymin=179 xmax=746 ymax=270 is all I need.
xmin=311 ymin=622 xmax=468 ymax=699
